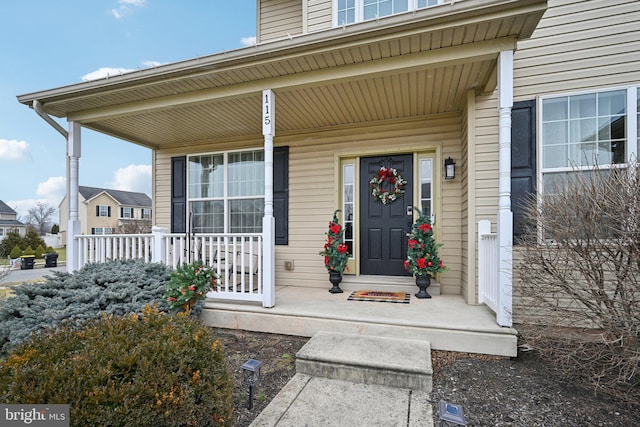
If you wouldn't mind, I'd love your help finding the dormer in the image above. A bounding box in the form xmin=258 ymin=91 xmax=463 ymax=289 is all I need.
xmin=257 ymin=0 xmax=450 ymax=43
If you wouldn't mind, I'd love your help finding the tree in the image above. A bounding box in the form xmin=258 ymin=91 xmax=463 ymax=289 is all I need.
xmin=23 ymin=228 xmax=46 ymax=253
xmin=117 ymin=219 xmax=152 ymax=234
xmin=25 ymin=202 xmax=56 ymax=235
xmin=0 ymin=229 xmax=24 ymax=257
xmin=51 ymin=224 xmax=59 ymax=234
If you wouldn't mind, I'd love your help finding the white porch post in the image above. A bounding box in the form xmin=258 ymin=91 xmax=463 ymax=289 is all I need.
xmin=67 ymin=122 xmax=81 ymax=273
xmin=496 ymin=50 xmax=514 ymax=327
xmin=262 ymin=89 xmax=276 ymax=308
xmin=152 ymin=226 xmax=168 ymax=264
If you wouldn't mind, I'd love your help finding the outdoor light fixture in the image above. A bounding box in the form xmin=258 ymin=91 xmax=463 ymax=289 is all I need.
xmin=438 ymin=400 xmax=466 ymax=426
xmin=241 ymin=359 xmax=263 ymax=409
xmin=444 ymin=157 xmax=456 ymax=180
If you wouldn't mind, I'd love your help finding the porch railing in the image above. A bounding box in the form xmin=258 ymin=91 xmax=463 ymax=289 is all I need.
xmin=75 ymin=228 xmax=264 ymax=304
xmin=478 ymin=220 xmax=500 ymax=319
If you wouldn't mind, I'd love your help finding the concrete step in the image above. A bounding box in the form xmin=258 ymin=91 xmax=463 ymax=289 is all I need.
xmin=295 ymin=331 xmax=433 ymax=392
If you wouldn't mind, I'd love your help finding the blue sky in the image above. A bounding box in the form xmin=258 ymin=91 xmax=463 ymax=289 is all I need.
xmin=0 ymin=0 xmax=256 ymax=220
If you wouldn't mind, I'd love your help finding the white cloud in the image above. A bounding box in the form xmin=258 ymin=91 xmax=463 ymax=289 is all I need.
xmin=108 ymin=164 xmax=152 ymax=194
xmin=112 ymin=0 xmax=146 ymax=19
xmin=36 ymin=177 xmax=67 ymax=206
xmin=0 ymin=139 xmax=31 ymax=161
xmin=81 ymin=67 xmax=137 ymax=81
xmin=241 ymin=36 xmax=257 ymax=47
xmin=142 ymin=60 xmax=163 ymax=68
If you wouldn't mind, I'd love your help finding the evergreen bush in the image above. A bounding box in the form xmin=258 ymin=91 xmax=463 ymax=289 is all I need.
xmin=22 ymin=246 xmax=35 ymax=256
xmin=9 ymin=246 xmax=21 ymax=259
xmin=0 ymin=305 xmax=234 ymax=426
xmin=35 ymin=244 xmax=45 ymax=258
xmin=0 ymin=230 xmax=24 ymax=257
xmin=0 ymin=259 xmax=174 ymax=356
xmin=45 ymin=246 xmax=56 ymax=254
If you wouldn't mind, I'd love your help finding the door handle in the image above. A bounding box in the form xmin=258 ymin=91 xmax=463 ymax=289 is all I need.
xmin=406 ymin=205 xmax=413 ymax=216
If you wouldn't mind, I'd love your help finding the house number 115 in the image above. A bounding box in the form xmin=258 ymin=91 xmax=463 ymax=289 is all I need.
xmin=262 ymin=90 xmax=275 ymax=136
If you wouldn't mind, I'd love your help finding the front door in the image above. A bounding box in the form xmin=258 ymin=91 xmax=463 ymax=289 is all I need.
xmin=360 ymin=154 xmax=413 ymax=275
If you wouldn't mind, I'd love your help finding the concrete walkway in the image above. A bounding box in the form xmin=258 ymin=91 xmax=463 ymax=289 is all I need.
xmin=251 ymin=331 xmax=435 ymax=427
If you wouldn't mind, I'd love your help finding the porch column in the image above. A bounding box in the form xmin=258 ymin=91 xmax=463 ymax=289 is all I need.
xmin=67 ymin=121 xmax=81 ymax=273
xmin=262 ymin=89 xmax=276 ymax=308
xmin=497 ymin=51 xmax=514 ymax=327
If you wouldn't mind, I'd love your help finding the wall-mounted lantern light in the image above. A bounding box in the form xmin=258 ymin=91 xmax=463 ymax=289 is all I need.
xmin=241 ymin=359 xmax=263 ymax=409
xmin=444 ymin=157 xmax=456 ymax=180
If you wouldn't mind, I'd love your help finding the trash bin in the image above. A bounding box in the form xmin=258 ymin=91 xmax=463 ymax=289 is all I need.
xmin=44 ymin=253 xmax=58 ymax=268
xmin=20 ymin=255 xmax=35 ymax=270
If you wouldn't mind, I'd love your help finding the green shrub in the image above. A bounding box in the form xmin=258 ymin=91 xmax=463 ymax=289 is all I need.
xmin=9 ymin=246 xmax=21 ymax=259
xmin=23 ymin=246 xmax=35 ymax=256
xmin=0 ymin=305 xmax=234 ymax=426
xmin=0 ymin=259 xmax=174 ymax=356
xmin=35 ymin=244 xmax=45 ymax=258
xmin=46 ymin=246 xmax=56 ymax=254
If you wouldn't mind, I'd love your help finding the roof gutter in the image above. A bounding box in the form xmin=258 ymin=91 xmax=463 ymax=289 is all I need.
xmin=33 ymin=99 xmax=68 ymax=138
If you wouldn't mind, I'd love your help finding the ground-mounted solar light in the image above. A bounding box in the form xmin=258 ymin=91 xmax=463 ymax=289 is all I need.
xmin=241 ymin=359 xmax=263 ymax=409
xmin=438 ymin=400 xmax=466 ymax=426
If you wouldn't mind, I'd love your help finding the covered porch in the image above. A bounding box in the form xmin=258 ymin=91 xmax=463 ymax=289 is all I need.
xmin=16 ymin=0 xmax=548 ymax=357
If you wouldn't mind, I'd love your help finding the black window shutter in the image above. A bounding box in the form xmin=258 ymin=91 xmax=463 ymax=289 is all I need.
xmin=120 ymin=207 xmax=124 ymax=218
xmin=91 ymin=227 xmax=95 ymax=235
xmin=171 ymin=156 xmax=187 ymax=234
xmin=511 ymin=100 xmax=536 ymax=241
xmin=108 ymin=206 xmax=111 ymax=217
xmin=96 ymin=206 xmax=99 ymax=216
xmin=274 ymin=146 xmax=289 ymax=245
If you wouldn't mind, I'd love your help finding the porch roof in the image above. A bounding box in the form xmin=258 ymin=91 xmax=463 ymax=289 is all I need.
xmin=17 ymin=0 xmax=546 ymax=149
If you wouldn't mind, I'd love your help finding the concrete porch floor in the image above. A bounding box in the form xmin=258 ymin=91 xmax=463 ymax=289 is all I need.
xmin=201 ymin=278 xmax=518 ymax=357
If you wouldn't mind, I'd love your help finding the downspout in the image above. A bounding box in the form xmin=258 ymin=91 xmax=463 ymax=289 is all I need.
xmin=33 ymin=100 xmax=68 ymax=138
xmin=32 ymin=100 xmax=74 ymax=271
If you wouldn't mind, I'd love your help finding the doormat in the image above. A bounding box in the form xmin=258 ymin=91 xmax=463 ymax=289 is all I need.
xmin=347 ymin=290 xmax=410 ymax=303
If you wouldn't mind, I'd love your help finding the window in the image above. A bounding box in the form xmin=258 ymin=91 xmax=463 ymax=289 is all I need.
xmin=540 ymin=87 xmax=638 ymax=191
xmin=121 ymin=207 xmax=134 ymax=219
xmin=188 ymin=149 xmax=264 ymax=234
xmin=419 ymin=158 xmax=433 ymax=220
xmin=92 ymin=227 xmax=113 ymax=235
xmin=335 ymin=0 xmax=444 ymax=26
xmin=363 ymin=0 xmax=408 ymax=21
xmin=342 ymin=163 xmax=355 ymax=256
xmin=97 ymin=205 xmax=110 ymax=217
xmin=142 ymin=208 xmax=152 ymax=219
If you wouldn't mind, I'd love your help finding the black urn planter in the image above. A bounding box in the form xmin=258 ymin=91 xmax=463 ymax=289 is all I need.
xmin=328 ymin=271 xmax=344 ymax=294
xmin=415 ymin=275 xmax=432 ymax=299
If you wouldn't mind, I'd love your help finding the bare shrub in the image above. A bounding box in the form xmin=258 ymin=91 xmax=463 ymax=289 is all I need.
xmin=516 ymin=162 xmax=640 ymax=404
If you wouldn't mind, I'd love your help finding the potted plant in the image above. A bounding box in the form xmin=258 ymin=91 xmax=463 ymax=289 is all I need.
xmin=319 ymin=210 xmax=349 ymax=293
xmin=164 ymin=260 xmax=219 ymax=311
xmin=404 ymin=208 xmax=447 ymax=298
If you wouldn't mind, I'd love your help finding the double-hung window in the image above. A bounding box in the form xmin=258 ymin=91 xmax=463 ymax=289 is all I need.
xmin=540 ymin=86 xmax=639 ymax=190
xmin=141 ymin=208 xmax=152 ymax=219
xmin=97 ymin=205 xmax=110 ymax=217
xmin=121 ymin=207 xmax=134 ymax=219
xmin=188 ymin=149 xmax=264 ymax=234
xmin=336 ymin=0 xmax=444 ymax=26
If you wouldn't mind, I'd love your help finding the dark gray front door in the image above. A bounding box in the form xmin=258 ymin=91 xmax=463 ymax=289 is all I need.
xmin=360 ymin=154 xmax=413 ymax=276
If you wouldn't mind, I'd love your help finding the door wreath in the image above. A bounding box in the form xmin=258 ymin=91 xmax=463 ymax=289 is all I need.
xmin=369 ymin=166 xmax=406 ymax=204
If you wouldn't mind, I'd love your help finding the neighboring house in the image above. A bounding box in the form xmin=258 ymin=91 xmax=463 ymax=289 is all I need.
xmin=58 ymin=186 xmax=152 ymax=244
xmin=0 ymin=200 xmax=26 ymax=241
xmin=16 ymin=0 xmax=640 ymax=340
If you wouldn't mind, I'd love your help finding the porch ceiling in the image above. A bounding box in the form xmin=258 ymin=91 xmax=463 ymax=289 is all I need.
xmin=18 ymin=0 xmax=546 ymax=149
